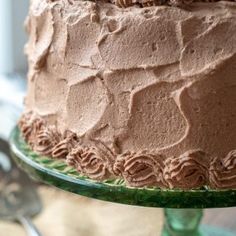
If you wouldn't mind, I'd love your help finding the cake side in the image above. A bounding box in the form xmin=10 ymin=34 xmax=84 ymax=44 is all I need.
xmin=20 ymin=0 xmax=236 ymax=189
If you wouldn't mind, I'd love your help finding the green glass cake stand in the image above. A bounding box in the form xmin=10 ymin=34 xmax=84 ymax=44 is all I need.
xmin=10 ymin=127 xmax=236 ymax=236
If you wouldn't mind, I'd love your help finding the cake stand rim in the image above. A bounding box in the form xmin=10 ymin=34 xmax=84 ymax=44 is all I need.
xmin=10 ymin=126 xmax=236 ymax=209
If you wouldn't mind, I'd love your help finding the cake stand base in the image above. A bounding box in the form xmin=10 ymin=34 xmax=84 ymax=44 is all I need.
xmin=10 ymin=127 xmax=236 ymax=236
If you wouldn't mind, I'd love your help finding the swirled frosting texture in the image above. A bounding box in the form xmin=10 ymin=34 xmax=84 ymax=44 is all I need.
xmin=19 ymin=113 xmax=236 ymax=189
xmin=164 ymin=150 xmax=209 ymax=189
xmin=114 ymin=151 xmax=167 ymax=187
xmin=21 ymin=1 xmax=236 ymax=189
xmin=210 ymin=151 xmax=236 ymax=189
xmin=46 ymin=0 xmax=236 ymax=8
xmin=67 ymin=146 xmax=115 ymax=180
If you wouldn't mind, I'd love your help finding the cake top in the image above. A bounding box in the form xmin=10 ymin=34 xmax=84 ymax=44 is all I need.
xmin=109 ymin=0 xmax=236 ymax=8
xmin=46 ymin=0 xmax=236 ymax=8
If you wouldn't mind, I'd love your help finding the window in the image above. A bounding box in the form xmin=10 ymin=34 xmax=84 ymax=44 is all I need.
xmin=0 ymin=0 xmax=29 ymax=139
xmin=0 ymin=0 xmax=29 ymax=75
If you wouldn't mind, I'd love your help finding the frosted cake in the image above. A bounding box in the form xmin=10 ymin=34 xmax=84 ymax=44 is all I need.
xmin=19 ymin=0 xmax=236 ymax=189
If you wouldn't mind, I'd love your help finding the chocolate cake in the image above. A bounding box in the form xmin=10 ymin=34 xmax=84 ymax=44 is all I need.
xmin=19 ymin=0 xmax=236 ymax=189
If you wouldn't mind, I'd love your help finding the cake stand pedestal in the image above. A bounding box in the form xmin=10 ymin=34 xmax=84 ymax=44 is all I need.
xmin=10 ymin=127 xmax=236 ymax=236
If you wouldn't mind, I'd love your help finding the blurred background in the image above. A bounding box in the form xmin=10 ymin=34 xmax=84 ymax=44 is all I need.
xmin=0 ymin=1 xmax=235 ymax=236
xmin=0 ymin=0 xmax=28 ymax=140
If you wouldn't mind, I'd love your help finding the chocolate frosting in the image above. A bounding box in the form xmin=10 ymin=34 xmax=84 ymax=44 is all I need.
xmin=18 ymin=112 xmax=36 ymax=143
xmin=20 ymin=0 xmax=236 ymax=189
xmin=46 ymin=0 xmax=235 ymax=8
xmin=114 ymin=151 xmax=167 ymax=187
xmin=210 ymin=150 xmax=236 ymax=189
xmin=52 ymin=131 xmax=79 ymax=159
xmin=19 ymin=112 xmax=46 ymax=146
xmin=34 ymin=126 xmax=61 ymax=156
xmin=67 ymin=146 xmax=114 ymax=180
xmin=164 ymin=150 xmax=209 ymax=189
xmin=19 ymin=113 xmax=236 ymax=189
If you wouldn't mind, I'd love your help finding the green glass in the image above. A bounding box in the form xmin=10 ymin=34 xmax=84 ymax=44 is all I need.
xmin=10 ymin=127 xmax=236 ymax=236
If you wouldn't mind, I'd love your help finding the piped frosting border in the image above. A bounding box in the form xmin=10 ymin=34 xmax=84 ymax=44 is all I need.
xmin=19 ymin=112 xmax=236 ymax=189
xmin=47 ymin=0 xmax=236 ymax=8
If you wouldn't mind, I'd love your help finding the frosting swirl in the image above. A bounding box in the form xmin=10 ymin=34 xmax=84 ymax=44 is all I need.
xmin=34 ymin=126 xmax=61 ymax=156
xmin=18 ymin=113 xmax=34 ymax=142
xmin=52 ymin=131 xmax=79 ymax=159
xmin=112 ymin=0 xmax=235 ymax=8
xmin=111 ymin=0 xmax=195 ymax=7
xmin=18 ymin=113 xmax=46 ymax=147
xmin=67 ymin=146 xmax=113 ymax=180
xmin=164 ymin=150 xmax=209 ymax=189
xmin=19 ymin=113 xmax=236 ymax=189
xmin=45 ymin=0 xmax=234 ymax=9
xmin=112 ymin=0 xmax=134 ymax=8
xmin=114 ymin=151 xmax=167 ymax=188
xmin=168 ymin=0 xmax=193 ymax=6
xmin=210 ymin=150 xmax=236 ymax=189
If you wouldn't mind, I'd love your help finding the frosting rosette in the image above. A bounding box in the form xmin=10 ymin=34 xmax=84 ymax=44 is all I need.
xmin=52 ymin=131 xmax=79 ymax=159
xmin=18 ymin=113 xmax=34 ymax=142
xmin=164 ymin=150 xmax=209 ymax=189
xmin=114 ymin=151 xmax=167 ymax=188
xmin=18 ymin=113 xmax=45 ymax=146
xmin=105 ymin=0 xmax=212 ymax=8
xmin=34 ymin=126 xmax=61 ymax=156
xmin=210 ymin=150 xmax=236 ymax=189
xmin=67 ymin=146 xmax=114 ymax=180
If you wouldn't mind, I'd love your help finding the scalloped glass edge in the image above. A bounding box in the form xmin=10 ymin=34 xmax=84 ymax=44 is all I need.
xmin=9 ymin=126 xmax=236 ymax=209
